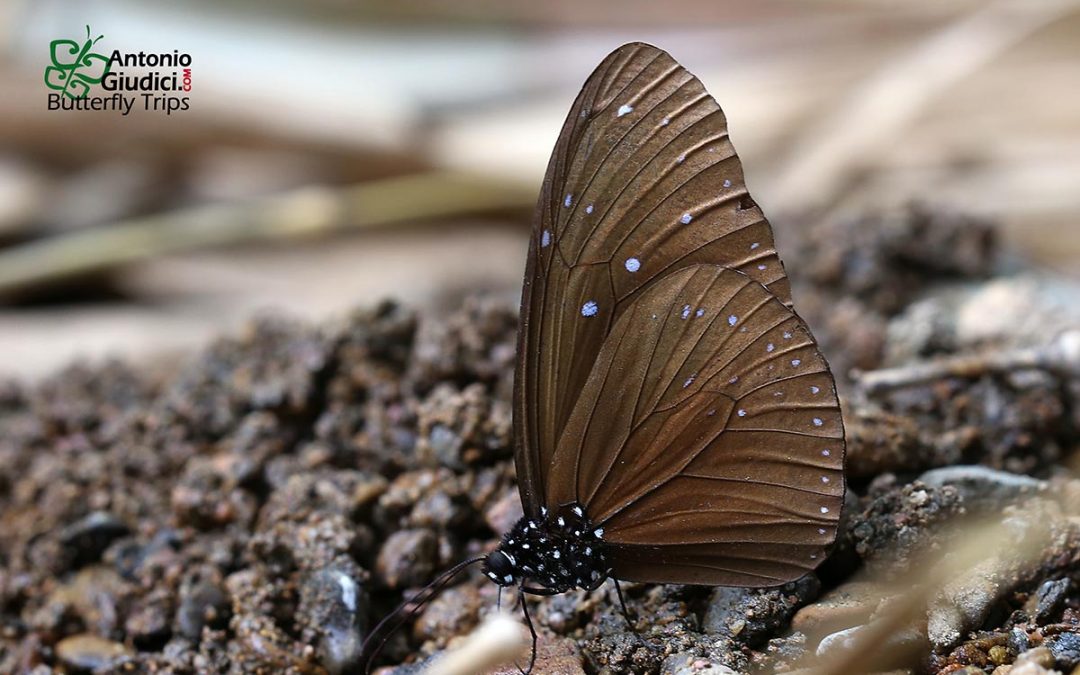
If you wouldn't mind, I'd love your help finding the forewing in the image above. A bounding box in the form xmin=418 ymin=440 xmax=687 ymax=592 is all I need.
xmin=545 ymin=265 xmax=845 ymax=586
xmin=514 ymin=42 xmax=790 ymax=516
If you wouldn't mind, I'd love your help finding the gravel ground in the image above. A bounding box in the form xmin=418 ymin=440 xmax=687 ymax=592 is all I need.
xmin=2 ymin=205 xmax=1079 ymax=674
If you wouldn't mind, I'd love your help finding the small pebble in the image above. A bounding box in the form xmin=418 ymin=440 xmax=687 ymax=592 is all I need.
xmin=177 ymin=578 xmax=229 ymax=640
xmin=59 ymin=512 xmax=130 ymax=569
xmin=299 ymin=563 xmax=368 ymax=674
xmin=1031 ymin=578 xmax=1070 ymax=623
xmin=660 ymin=652 xmax=739 ymax=674
xmin=56 ymin=634 xmax=132 ymax=671
xmin=1015 ymin=646 xmax=1055 ymax=669
xmin=1047 ymin=632 xmax=1080 ymax=670
xmin=375 ymin=529 xmax=438 ymax=589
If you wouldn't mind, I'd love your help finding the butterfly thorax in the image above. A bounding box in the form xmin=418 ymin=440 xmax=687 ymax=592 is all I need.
xmin=482 ymin=504 xmax=609 ymax=593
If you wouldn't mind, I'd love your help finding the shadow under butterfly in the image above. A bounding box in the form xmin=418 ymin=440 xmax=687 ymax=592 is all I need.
xmin=358 ymin=41 xmax=845 ymax=674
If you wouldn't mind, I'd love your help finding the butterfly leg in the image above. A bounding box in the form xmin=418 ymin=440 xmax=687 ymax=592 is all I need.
xmin=612 ymin=578 xmax=649 ymax=651
xmin=612 ymin=578 xmax=636 ymax=631
xmin=517 ymin=586 xmax=538 ymax=675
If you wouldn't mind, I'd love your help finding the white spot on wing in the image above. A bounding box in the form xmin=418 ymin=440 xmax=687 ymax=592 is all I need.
xmin=820 ymin=506 xmax=830 ymax=514
xmin=737 ymin=409 xmax=746 ymax=417
xmin=695 ymin=308 xmax=704 ymax=317
xmin=564 ymin=194 xmax=572 ymax=207
xmin=581 ymin=301 xmax=598 ymax=317
xmin=792 ymin=359 xmax=802 ymax=367
xmin=723 ymin=179 xmax=732 ymax=188
xmin=728 ymin=315 xmax=738 ymax=326
xmin=810 ymin=385 xmax=820 ymax=394
xmin=766 ymin=343 xmax=775 ymax=353
xmin=586 ymin=204 xmax=594 ymax=214
xmin=617 ymin=104 xmax=633 ymax=117
xmin=624 ymin=257 xmax=641 ymax=272
xmin=680 ymin=213 xmax=692 ymax=224
xmin=681 ymin=304 xmax=691 ymax=320
xmin=541 ymin=230 xmax=551 ymax=248
xmin=750 ymin=242 xmax=760 ymax=250
xmin=812 ymin=417 xmax=823 ymax=427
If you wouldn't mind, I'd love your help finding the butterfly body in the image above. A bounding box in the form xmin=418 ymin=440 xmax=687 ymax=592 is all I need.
xmin=483 ymin=504 xmax=610 ymax=593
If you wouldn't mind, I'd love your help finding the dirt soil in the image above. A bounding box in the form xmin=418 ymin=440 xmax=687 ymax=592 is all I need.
xmin=2 ymin=205 xmax=1080 ymax=674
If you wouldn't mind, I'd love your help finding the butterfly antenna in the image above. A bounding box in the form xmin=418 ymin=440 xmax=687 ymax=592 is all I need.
xmin=357 ymin=556 xmax=485 ymax=674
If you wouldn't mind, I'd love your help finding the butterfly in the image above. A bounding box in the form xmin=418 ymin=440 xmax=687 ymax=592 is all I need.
xmin=360 ymin=41 xmax=845 ymax=673
xmin=44 ymin=25 xmax=111 ymax=99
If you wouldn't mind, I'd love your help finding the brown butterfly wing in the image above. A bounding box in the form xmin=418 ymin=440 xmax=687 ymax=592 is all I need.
xmin=546 ymin=265 xmax=844 ymax=586
xmin=514 ymin=42 xmax=790 ymax=516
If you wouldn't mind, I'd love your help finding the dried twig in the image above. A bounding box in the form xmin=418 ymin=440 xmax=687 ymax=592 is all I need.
xmin=0 ymin=171 xmax=533 ymax=298
xmin=798 ymin=509 xmax=1062 ymax=674
xmin=770 ymin=0 xmax=1080 ymax=215
xmin=422 ymin=612 xmax=526 ymax=675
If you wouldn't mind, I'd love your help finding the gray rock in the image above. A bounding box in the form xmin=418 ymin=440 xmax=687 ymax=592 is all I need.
xmin=176 ymin=578 xmax=229 ymax=639
xmin=1031 ymin=578 xmax=1070 ymax=623
xmin=885 ymin=275 xmax=1080 ymax=365
xmin=299 ymin=562 xmax=368 ymax=675
xmin=703 ymin=575 xmax=820 ymax=647
xmin=918 ymin=465 xmax=1045 ymax=511
xmin=376 ymin=529 xmax=437 ymax=589
xmin=59 ymin=511 xmax=130 ymax=568
xmin=1048 ymin=631 xmax=1080 ymax=670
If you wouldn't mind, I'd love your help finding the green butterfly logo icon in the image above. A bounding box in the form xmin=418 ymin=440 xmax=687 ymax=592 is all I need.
xmin=44 ymin=25 xmax=111 ymax=99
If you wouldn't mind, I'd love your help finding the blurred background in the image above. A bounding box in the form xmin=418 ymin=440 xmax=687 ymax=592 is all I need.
xmin=1 ymin=0 xmax=1078 ymax=379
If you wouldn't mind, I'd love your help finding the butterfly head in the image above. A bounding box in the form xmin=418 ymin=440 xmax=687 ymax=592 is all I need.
xmin=482 ymin=550 xmax=518 ymax=586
